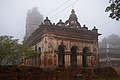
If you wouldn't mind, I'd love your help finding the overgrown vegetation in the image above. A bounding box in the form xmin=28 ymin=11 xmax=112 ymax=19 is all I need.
xmin=0 ymin=35 xmax=37 ymax=66
xmin=0 ymin=66 xmax=119 ymax=80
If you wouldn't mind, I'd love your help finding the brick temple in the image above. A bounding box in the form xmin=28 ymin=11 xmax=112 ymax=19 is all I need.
xmin=23 ymin=9 xmax=101 ymax=68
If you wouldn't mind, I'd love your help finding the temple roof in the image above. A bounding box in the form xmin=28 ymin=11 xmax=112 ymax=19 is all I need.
xmin=69 ymin=9 xmax=78 ymax=20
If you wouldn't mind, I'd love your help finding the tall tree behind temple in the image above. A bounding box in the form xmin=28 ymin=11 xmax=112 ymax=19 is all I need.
xmin=99 ymin=34 xmax=120 ymax=48
xmin=24 ymin=7 xmax=44 ymax=40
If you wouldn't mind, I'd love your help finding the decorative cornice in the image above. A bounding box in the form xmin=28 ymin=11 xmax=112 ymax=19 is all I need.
xmin=24 ymin=25 xmax=100 ymax=46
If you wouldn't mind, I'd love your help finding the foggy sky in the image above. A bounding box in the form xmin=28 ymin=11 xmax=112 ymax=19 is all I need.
xmin=0 ymin=0 xmax=120 ymax=43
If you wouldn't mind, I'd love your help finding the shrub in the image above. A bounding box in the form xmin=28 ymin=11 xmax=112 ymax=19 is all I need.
xmin=94 ymin=67 xmax=118 ymax=79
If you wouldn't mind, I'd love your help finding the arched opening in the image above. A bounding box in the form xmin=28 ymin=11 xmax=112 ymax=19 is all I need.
xmin=71 ymin=46 xmax=78 ymax=66
xmin=58 ymin=45 xmax=65 ymax=67
xmin=38 ymin=47 xmax=41 ymax=66
xmin=33 ymin=45 xmax=37 ymax=66
xmin=35 ymin=45 xmax=37 ymax=51
xmin=82 ymin=47 xmax=90 ymax=67
xmin=38 ymin=47 xmax=41 ymax=53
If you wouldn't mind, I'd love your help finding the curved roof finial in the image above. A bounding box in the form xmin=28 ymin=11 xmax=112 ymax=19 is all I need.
xmin=71 ymin=9 xmax=75 ymax=14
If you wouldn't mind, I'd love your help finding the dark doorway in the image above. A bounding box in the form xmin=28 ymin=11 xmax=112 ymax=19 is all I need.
xmin=33 ymin=45 xmax=37 ymax=66
xmin=38 ymin=47 xmax=41 ymax=66
xmin=58 ymin=45 xmax=65 ymax=67
xmin=82 ymin=47 xmax=89 ymax=67
xmin=71 ymin=46 xmax=77 ymax=66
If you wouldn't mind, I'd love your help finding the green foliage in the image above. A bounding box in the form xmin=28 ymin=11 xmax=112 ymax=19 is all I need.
xmin=105 ymin=0 xmax=120 ymax=20
xmin=0 ymin=35 xmax=37 ymax=66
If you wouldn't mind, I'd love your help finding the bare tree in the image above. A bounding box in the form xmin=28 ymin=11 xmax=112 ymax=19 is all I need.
xmin=99 ymin=34 xmax=120 ymax=48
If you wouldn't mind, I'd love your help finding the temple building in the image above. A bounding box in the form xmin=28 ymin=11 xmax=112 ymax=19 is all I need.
xmin=23 ymin=9 xmax=101 ymax=68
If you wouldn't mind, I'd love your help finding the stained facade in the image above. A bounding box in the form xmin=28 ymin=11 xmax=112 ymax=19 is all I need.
xmin=24 ymin=9 xmax=101 ymax=68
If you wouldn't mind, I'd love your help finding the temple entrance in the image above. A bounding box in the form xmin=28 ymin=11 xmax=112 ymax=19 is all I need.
xmin=71 ymin=46 xmax=77 ymax=66
xmin=82 ymin=47 xmax=90 ymax=67
xmin=38 ymin=47 xmax=41 ymax=66
xmin=58 ymin=45 xmax=65 ymax=67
